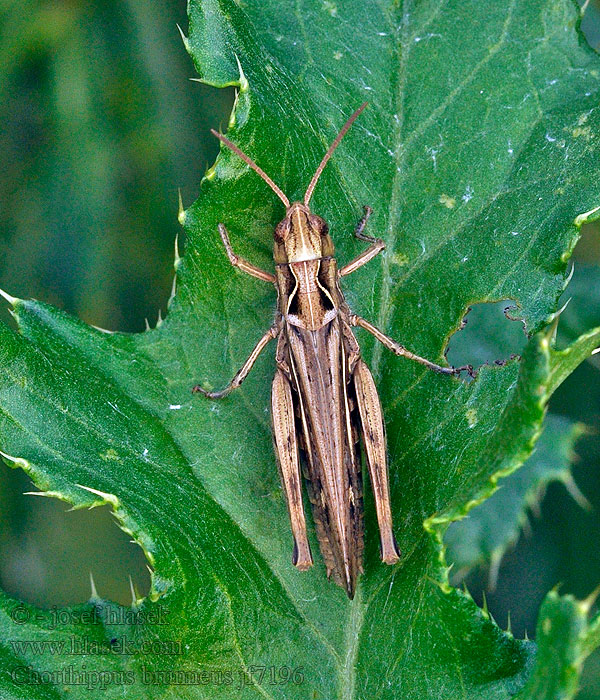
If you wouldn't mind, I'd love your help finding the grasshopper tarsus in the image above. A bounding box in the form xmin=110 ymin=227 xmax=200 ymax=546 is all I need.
xmin=339 ymin=208 xmax=385 ymax=278
xmin=192 ymin=384 xmax=231 ymax=400
xmin=354 ymin=205 xmax=376 ymax=242
xmin=448 ymin=363 xmax=475 ymax=377
xmin=431 ymin=363 xmax=468 ymax=376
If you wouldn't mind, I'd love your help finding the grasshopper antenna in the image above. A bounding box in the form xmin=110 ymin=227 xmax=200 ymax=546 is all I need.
xmin=304 ymin=102 xmax=368 ymax=206
xmin=211 ymin=129 xmax=290 ymax=208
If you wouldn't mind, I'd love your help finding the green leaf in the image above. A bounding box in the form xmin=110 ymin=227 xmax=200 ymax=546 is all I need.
xmin=515 ymin=591 xmax=600 ymax=700
xmin=444 ymin=414 xmax=586 ymax=579
xmin=1 ymin=0 xmax=600 ymax=698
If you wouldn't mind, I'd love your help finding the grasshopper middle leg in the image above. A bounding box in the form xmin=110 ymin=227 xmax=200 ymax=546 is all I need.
xmin=193 ymin=322 xmax=280 ymax=398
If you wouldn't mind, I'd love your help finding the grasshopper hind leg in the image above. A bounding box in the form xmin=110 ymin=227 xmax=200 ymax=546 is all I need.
xmin=271 ymin=369 xmax=313 ymax=570
xmin=350 ymin=315 xmax=472 ymax=376
xmin=353 ymin=359 xmax=401 ymax=565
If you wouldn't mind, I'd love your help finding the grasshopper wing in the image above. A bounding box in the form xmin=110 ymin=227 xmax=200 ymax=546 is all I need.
xmin=286 ymin=318 xmax=364 ymax=598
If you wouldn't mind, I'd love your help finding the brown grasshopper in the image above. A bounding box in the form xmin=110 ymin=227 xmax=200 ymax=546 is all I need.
xmin=193 ymin=104 xmax=468 ymax=598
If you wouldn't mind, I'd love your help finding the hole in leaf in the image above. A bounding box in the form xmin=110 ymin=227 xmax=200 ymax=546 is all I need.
xmin=446 ymin=300 xmax=527 ymax=372
xmin=556 ymin=225 xmax=600 ymax=357
xmin=579 ymin=0 xmax=600 ymax=52
xmin=572 ymin=220 xmax=600 ymax=263
xmin=0 ymin=460 xmax=150 ymax=608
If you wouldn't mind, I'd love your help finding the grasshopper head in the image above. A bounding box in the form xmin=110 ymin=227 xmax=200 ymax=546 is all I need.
xmin=273 ymin=202 xmax=332 ymax=263
xmin=210 ymin=102 xmax=367 ymax=264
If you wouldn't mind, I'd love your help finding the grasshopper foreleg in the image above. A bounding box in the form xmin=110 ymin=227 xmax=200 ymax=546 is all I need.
xmin=193 ymin=322 xmax=280 ymax=398
xmin=217 ymin=223 xmax=277 ymax=284
xmin=351 ymin=315 xmax=472 ymax=376
xmin=272 ymin=369 xmax=313 ymax=570
xmin=339 ymin=206 xmax=386 ymax=277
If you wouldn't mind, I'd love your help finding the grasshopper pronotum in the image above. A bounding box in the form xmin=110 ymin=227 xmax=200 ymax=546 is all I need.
xmin=193 ymin=103 xmax=468 ymax=598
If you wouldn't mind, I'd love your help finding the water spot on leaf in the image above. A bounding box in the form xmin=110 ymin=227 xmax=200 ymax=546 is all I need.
xmin=414 ymin=33 xmax=442 ymax=43
xmin=322 ymin=0 xmax=338 ymax=16
xmin=462 ymin=186 xmax=474 ymax=203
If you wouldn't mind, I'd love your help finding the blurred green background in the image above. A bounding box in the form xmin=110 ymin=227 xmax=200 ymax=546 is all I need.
xmin=0 ymin=0 xmax=233 ymax=609
xmin=0 ymin=0 xmax=600 ymax=696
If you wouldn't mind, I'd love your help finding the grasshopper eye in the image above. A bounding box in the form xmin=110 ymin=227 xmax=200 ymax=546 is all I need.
xmin=310 ymin=215 xmax=328 ymax=236
xmin=275 ymin=217 xmax=291 ymax=240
